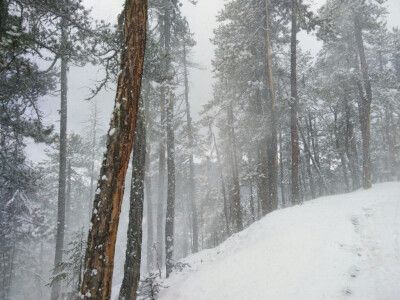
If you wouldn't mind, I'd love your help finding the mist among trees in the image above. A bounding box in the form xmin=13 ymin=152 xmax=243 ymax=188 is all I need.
xmin=1 ymin=0 xmax=399 ymax=299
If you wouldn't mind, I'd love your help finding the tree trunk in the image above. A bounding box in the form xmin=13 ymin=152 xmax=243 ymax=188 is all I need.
xmin=88 ymin=101 xmax=98 ymax=219
xmin=384 ymin=107 xmax=396 ymax=180
xmin=79 ymin=1 xmax=148 ymax=298
xmin=211 ymin=127 xmax=231 ymax=237
xmin=51 ymin=11 xmax=68 ymax=298
xmin=66 ymin=162 xmax=72 ymax=233
xmin=227 ymin=104 xmax=243 ymax=232
xmin=165 ymin=91 xmax=176 ymax=278
xmin=156 ymin=87 xmax=166 ymax=271
xmin=305 ymin=118 xmax=316 ymax=199
xmin=344 ymin=99 xmax=360 ymax=191
xmin=290 ymin=0 xmax=300 ymax=204
xmin=334 ymin=111 xmax=350 ymax=192
xmin=144 ymin=82 xmax=154 ymax=272
xmin=310 ymin=115 xmax=323 ymax=196
xmin=183 ymin=41 xmax=199 ymax=253
xmin=264 ymin=0 xmax=278 ymax=212
xmin=354 ymin=13 xmax=372 ymax=189
xmin=162 ymin=1 xmax=176 ymax=279
xmin=249 ymin=181 xmax=256 ymax=223
xmin=279 ymin=129 xmax=286 ymax=206
xmin=119 ymin=96 xmax=147 ymax=300
xmin=298 ymin=121 xmax=329 ymax=194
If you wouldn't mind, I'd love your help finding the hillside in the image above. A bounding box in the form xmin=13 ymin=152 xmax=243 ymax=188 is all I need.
xmin=157 ymin=182 xmax=400 ymax=300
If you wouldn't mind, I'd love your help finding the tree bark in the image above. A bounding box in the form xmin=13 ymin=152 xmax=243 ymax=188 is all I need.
xmin=119 ymin=96 xmax=147 ymax=300
xmin=354 ymin=13 xmax=372 ymax=189
xmin=211 ymin=127 xmax=231 ymax=237
xmin=290 ymin=0 xmax=300 ymax=204
xmin=144 ymin=82 xmax=154 ymax=272
xmin=79 ymin=1 xmax=148 ymax=298
xmin=305 ymin=118 xmax=316 ymax=199
xmin=264 ymin=0 xmax=278 ymax=212
xmin=165 ymin=91 xmax=176 ymax=278
xmin=279 ymin=129 xmax=286 ymax=206
xmin=156 ymin=87 xmax=166 ymax=271
xmin=51 ymin=10 xmax=68 ymax=298
xmin=66 ymin=161 xmax=72 ymax=233
xmin=162 ymin=0 xmax=176 ymax=279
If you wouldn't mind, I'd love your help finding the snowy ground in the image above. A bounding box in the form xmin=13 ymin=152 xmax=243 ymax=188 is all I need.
xmin=156 ymin=182 xmax=400 ymax=300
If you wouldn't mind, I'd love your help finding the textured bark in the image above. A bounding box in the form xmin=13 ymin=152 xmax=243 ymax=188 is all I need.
xmin=79 ymin=1 xmax=148 ymax=299
xmin=51 ymin=12 xmax=68 ymax=298
xmin=354 ymin=13 xmax=372 ymax=189
xmin=264 ymin=0 xmax=278 ymax=212
xmin=290 ymin=0 xmax=300 ymax=204
xmin=119 ymin=97 xmax=147 ymax=300
xmin=183 ymin=42 xmax=199 ymax=253
xmin=165 ymin=91 xmax=175 ymax=278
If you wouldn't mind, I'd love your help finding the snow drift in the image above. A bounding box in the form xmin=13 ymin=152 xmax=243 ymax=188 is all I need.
xmin=158 ymin=182 xmax=400 ymax=300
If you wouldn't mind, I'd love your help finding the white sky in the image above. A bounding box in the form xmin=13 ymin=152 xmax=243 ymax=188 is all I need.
xmin=27 ymin=0 xmax=400 ymax=160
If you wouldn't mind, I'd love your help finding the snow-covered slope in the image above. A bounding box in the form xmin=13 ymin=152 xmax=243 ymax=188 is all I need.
xmin=158 ymin=182 xmax=400 ymax=300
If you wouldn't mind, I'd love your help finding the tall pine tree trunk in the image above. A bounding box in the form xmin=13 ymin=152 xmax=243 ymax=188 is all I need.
xmin=305 ymin=119 xmax=316 ymax=199
xmin=183 ymin=41 xmax=199 ymax=253
xmin=264 ymin=0 xmax=278 ymax=212
xmin=144 ymin=82 xmax=154 ymax=272
xmin=164 ymin=1 xmax=176 ymax=278
xmin=211 ymin=126 xmax=231 ymax=236
xmin=119 ymin=96 xmax=147 ymax=300
xmin=354 ymin=13 xmax=372 ymax=189
xmin=279 ymin=129 xmax=286 ymax=206
xmin=344 ymin=100 xmax=360 ymax=191
xmin=165 ymin=91 xmax=176 ymax=278
xmin=227 ymin=104 xmax=243 ymax=232
xmin=156 ymin=87 xmax=166 ymax=271
xmin=79 ymin=1 xmax=148 ymax=298
xmin=51 ymin=12 xmax=68 ymax=298
xmin=290 ymin=0 xmax=300 ymax=204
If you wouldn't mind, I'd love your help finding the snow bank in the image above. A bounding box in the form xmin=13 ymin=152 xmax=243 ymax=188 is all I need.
xmin=158 ymin=182 xmax=400 ymax=300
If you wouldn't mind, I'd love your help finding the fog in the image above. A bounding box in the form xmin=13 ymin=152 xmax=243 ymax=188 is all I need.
xmin=1 ymin=0 xmax=400 ymax=299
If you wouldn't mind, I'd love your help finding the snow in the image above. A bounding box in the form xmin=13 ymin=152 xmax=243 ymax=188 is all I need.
xmin=157 ymin=182 xmax=400 ymax=300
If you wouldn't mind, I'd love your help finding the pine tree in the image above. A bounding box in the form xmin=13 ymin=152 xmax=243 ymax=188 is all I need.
xmin=79 ymin=1 xmax=148 ymax=298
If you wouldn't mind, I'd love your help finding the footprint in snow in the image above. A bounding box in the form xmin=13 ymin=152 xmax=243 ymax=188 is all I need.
xmin=348 ymin=265 xmax=360 ymax=278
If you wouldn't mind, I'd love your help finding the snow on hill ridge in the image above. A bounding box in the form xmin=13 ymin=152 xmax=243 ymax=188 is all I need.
xmin=158 ymin=182 xmax=400 ymax=300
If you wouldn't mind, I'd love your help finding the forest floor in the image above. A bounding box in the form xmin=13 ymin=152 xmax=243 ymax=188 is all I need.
xmin=157 ymin=182 xmax=400 ymax=300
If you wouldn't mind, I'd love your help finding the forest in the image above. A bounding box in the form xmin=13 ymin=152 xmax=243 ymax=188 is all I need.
xmin=0 ymin=0 xmax=399 ymax=299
